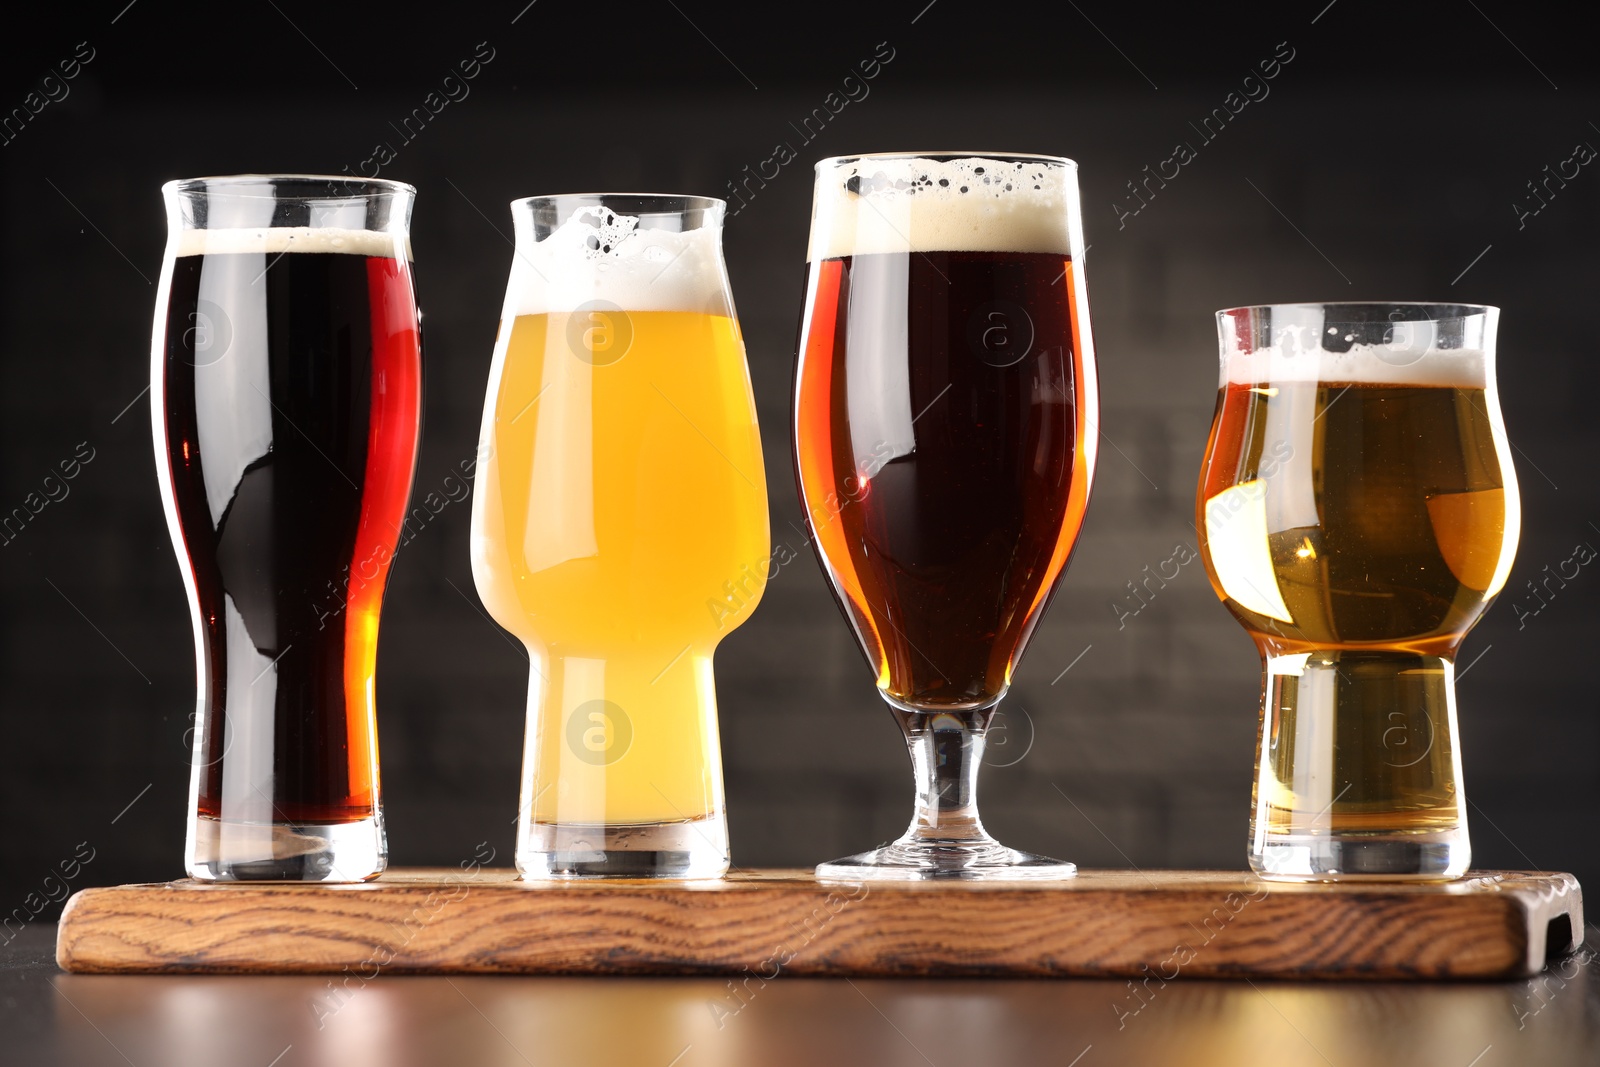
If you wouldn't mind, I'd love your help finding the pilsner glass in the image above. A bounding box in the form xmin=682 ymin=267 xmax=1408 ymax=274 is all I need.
xmin=1197 ymin=303 xmax=1519 ymax=880
xmin=471 ymin=193 xmax=768 ymax=879
xmin=152 ymin=176 xmax=422 ymax=881
xmin=794 ymin=153 xmax=1098 ymax=880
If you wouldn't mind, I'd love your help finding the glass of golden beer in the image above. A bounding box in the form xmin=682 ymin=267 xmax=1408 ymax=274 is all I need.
xmin=470 ymin=194 xmax=768 ymax=878
xmin=1198 ymin=303 xmax=1518 ymax=880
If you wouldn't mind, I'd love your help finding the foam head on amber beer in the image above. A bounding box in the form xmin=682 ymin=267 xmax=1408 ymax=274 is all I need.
xmin=1218 ymin=305 xmax=1491 ymax=388
xmin=807 ymin=155 xmax=1075 ymax=261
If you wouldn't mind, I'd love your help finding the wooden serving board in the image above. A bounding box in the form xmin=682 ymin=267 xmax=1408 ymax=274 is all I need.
xmin=56 ymin=868 xmax=1582 ymax=980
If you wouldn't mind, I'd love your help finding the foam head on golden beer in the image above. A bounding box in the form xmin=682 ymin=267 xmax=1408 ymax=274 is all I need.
xmin=470 ymin=200 xmax=767 ymax=831
xmin=1200 ymin=304 xmax=1519 ymax=656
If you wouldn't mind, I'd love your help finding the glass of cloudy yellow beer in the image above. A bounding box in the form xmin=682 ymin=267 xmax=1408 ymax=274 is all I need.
xmin=470 ymin=194 xmax=768 ymax=878
xmin=1198 ymin=303 xmax=1518 ymax=880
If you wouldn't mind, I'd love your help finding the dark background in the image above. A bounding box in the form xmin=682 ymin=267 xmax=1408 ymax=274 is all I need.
xmin=3 ymin=1 xmax=1597 ymax=916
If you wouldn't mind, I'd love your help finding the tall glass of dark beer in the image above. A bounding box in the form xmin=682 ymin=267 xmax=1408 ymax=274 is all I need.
xmin=1198 ymin=303 xmax=1518 ymax=879
xmin=152 ymin=176 xmax=422 ymax=881
xmin=794 ymin=153 xmax=1098 ymax=880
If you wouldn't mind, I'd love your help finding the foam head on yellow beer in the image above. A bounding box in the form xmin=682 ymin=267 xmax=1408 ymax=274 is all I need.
xmin=470 ymin=201 xmax=768 ymax=827
xmin=1200 ymin=308 xmax=1520 ymax=655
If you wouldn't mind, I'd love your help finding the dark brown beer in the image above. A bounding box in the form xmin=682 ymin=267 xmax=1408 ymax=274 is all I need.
xmin=158 ymin=240 xmax=421 ymax=829
xmin=799 ymin=153 xmax=1093 ymax=881
xmin=794 ymin=250 xmax=1093 ymax=709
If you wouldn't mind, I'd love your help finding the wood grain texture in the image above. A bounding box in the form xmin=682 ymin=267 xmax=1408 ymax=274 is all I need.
xmin=55 ymin=868 xmax=1583 ymax=980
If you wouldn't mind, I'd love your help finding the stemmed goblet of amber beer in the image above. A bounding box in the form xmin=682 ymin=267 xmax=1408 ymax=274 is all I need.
xmin=794 ymin=153 xmax=1098 ymax=880
xmin=471 ymin=194 xmax=768 ymax=879
xmin=153 ymin=176 xmax=422 ymax=881
xmin=1197 ymin=303 xmax=1519 ymax=880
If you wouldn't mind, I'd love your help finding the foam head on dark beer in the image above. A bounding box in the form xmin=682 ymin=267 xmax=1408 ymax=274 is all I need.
xmin=175 ymin=227 xmax=408 ymax=258
xmin=808 ymin=156 xmax=1075 ymax=261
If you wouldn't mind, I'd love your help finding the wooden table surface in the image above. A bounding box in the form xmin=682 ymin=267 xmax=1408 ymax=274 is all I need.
xmin=55 ymin=868 xmax=1585 ymax=980
xmin=12 ymin=924 xmax=1600 ymax=1067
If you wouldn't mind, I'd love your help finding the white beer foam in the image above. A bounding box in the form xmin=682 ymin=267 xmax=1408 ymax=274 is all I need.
xmin=807 ymin=156 xmax=1073 ymax=261
xmin=175 ymin=227 xmax=406 ymax=258
xmin=1222 ymin=338 xmax=1488 ymax=388
xmin=506 ymin=206 xmax=729 ymax=317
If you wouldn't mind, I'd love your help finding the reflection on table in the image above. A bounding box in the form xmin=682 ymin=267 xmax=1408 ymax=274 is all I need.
xmin=43 ymin=932 xmax=1599 ymax=1067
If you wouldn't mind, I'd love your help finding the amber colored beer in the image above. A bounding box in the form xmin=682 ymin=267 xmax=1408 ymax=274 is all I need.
xmin=1201 ymin=380 xmax=1514 ymax=655
xmin=797 ymin=152 xmax=1097 ymax=881
xmin=1197 ymin=303 xmax=1519 ymax=878
xmin=795 ymin=251 xmax=1092 ymax=709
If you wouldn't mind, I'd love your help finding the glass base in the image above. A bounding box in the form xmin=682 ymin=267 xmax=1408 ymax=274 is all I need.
xmin=187 ymin=814 xmax=386 ymax=882
xmin=1252 ymin=829 xmax=1469 ymax=882
xmin=817 ymin=841 xmax=1077 ymax=883
xmin=518 ymin=816 xmax=728 ymax=879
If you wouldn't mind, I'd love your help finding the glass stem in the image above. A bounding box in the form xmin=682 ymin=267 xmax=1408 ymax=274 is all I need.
xmin=890 ymin=705 xmax=997 ymax=846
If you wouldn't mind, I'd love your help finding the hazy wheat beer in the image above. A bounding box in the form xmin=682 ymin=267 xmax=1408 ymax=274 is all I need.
xmin=1198 ymin=304 xmax=1518 ymax=879
xmin=471 ymin=195 xmax=767 ymax=878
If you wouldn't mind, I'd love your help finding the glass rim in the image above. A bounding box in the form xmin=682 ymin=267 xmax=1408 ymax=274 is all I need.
xmin=814 ymin=151 xmax=1076 ymax=171
xmin=510 ymin=192 xmax=725 ymax=216
xmin=1218 ymin=300 xmax=1497 ymax=319
xmin=162 ymin=174 xmax=416 ymax=199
